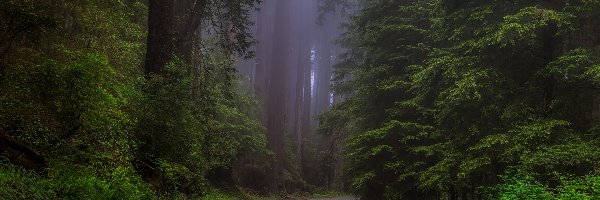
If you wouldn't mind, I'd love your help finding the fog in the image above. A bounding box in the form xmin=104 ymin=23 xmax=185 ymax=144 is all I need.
xmin=235 ymin=0 xmax=347 ymax=191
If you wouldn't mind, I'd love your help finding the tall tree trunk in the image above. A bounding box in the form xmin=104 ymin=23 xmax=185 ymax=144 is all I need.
xmin=293 ymin=44 xmax=306 ymax=167
xmin=315 ymin=15 xmax=335 ymax=118
xmin=291 ymin=0 xmax=314 ymax=174
xmin=145 ymin=0 xmax=206 ymax=74
xmin=174 ymin=0 xmax=197 ymax=65
xmin=265 ymin=0 xmax=291 ymax=192
xmin=145 ymin=0 xmax=175 ymax=74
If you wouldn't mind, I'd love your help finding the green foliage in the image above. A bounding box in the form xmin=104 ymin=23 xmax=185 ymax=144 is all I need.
xmin=136 ymin=38 xmax=268 ymax=196
xmin=0 ymin=49 xmax=136 ymax=166
xmin=204 ymin=0 xmax=262 ymax=58
xmin=493 ymin=6 xmax=572 ymax=47
xmin=201 ymin=192 xmax=241 ymax=200
xmin=200 ymin=189 xmax=266 ymax=200
xmin=319 ymin=0 xmax=600 ymax=199
xmin=0 ymin=164 xmax=155 ymax=199
xmin=492 ymin=171 xmax=600 ymax=200
xmin=139 ymin=59 xmax=207 ymax=167
xmin=0 ymin=0 xmax=57 ymax=55
xmin=1 ymin=0 xmax=267 ymax=199
xmin=544 ymin=48 xmax=600 ymax=84
xmin=0 ymin=0 xmax=146 ymax=165
xmin=494 ymin=173 xmax=555 ymax=200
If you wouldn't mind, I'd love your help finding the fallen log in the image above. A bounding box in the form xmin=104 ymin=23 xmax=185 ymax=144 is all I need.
xmin=0 ymin=134 xmax=48 ymax=176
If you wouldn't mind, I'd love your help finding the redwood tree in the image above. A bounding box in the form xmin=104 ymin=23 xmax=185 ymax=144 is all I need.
xmin=145 ymin=0 xmax=256 ymax=74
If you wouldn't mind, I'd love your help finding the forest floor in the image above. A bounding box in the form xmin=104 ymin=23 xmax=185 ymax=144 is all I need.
xmin=307 ymin=198 xmax=357 ymax=200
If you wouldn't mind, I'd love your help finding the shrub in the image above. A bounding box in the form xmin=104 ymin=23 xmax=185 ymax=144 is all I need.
xmin=0 ymin=164 xmax=156 ymax=199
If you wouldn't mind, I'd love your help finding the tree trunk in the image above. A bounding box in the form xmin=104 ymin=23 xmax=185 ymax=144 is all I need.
xmin=265 ymin=0 xmax=291 ymax=192
xmin=145 ymin=0 xmax=176 ymax=74
xmin=0 ymin=135 xmax=47 ymax=176
xmin=145 ymin=0 xmax=207 ymax=74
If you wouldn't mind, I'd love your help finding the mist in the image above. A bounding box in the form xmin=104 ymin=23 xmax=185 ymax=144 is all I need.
xmin=234 ymin=0 xmax=348 ymax=192
xmin=2 ymin=0 xmax=599 ymax=199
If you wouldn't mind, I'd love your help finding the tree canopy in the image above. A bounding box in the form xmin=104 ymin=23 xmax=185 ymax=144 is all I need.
xmin=1 ymin=0 xmax=600 ymax=199
xmin=318 ymin=0 xmax=600 ymax=199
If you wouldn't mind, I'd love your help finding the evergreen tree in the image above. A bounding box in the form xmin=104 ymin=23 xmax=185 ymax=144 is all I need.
xmin=320 ymin=0 xmax=600 ymax=199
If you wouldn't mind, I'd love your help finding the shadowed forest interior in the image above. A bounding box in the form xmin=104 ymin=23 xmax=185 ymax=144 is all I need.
xmin=1 ymin=0 xmax=600 ymax=199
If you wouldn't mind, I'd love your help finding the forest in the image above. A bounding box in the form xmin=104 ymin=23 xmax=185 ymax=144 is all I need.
xmin=0 ymin=0 xmax=599 ymax=200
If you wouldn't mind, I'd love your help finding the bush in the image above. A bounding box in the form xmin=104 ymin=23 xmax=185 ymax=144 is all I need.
xmin=492 ymin=171 xmax=600 ymax=200
xmin=0 ymin=164 xmax=156 ymax=199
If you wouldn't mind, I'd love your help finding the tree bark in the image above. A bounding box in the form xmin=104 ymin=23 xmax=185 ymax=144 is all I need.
xmin=265 ymin=0 xmax=291 ymax=192
xmin=145 ymin=0 xmax=176 ymax=74
xmin=145 ymin=0 xmax=207 ymax=74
